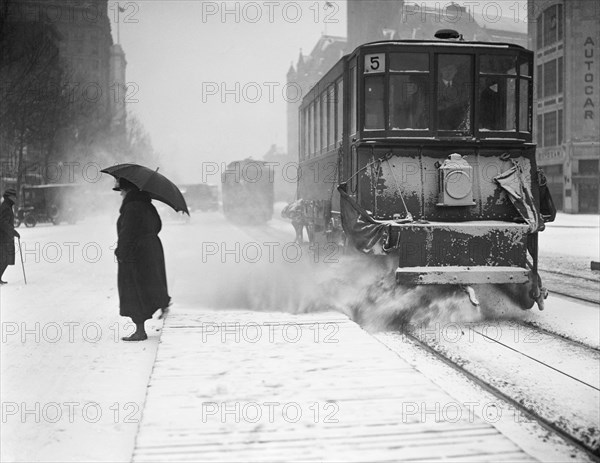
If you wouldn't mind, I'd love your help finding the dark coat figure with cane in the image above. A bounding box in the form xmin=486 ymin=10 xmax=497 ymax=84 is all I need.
xmin=0 ymin=189 xmax=20 ymax=285
xmin=114 ymin=178 xmax=171 ymax=341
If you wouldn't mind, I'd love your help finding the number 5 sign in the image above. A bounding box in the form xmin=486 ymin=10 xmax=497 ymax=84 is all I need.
xmin=364 ymin=54 xmax=385 ymax=74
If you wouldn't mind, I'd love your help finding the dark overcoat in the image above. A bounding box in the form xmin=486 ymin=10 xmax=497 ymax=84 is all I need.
xmin=115 ymin=190 xmax=170 ymax=323
xmin=0 ymin=198 xmax=16 ymax=266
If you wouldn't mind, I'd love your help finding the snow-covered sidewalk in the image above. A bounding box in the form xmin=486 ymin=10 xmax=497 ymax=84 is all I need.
xmin=132 ymin=308 xmax=534 ymax=462
xmin=0 ymin=216 xmax=163 ymax=462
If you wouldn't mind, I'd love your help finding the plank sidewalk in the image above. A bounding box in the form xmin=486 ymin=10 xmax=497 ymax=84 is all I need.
xmin=132 ymin=309 xmax=534 ymax=462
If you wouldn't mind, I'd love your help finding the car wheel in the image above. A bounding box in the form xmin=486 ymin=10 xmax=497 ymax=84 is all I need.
xmin=24 ymin=214 xmax=37 ymax=228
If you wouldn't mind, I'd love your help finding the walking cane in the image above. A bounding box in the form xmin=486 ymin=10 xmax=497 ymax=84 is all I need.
xmin=17 ymin=237 xmax=26 ymax=285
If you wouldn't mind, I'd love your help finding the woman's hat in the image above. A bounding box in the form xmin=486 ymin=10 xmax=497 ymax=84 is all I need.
xmin=3 ymin=188 xmax=17 ymax=198
xmin=112 ymin=178 xmax=137 ymax=191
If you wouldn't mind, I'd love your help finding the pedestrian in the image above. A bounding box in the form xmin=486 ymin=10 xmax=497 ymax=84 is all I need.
xmin=0 ymin=188 xmax=20 ymax=285
xmin=113 ymin=178 xmax=171 ymax=341
xmin=281 ymin=199 xmax=306 ymax=244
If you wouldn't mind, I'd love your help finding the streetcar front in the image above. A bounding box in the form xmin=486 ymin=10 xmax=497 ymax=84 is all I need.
xmin=298 ymin=38 xmax=554 ymax=310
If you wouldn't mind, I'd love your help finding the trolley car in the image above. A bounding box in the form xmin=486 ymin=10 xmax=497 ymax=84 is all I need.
xmin=296 ymin=31 xmax=555 ymax=310
xmin=221 ymin=159 xmax=274 ymax=224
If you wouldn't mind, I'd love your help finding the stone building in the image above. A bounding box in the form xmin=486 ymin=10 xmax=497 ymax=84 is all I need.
xmin=528 ymin=0 xmax=600 ymax=213
xmin=4 ymin=0 xmax=126 ymax=130
xmin=346 ymin=0 xmax=403 ymax=51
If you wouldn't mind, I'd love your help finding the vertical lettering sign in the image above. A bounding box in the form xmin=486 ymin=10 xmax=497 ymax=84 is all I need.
xmin=364 ymin=54 xmax=386 ymax=74
xmin=583 ymin=37 xmax=596 ymax=122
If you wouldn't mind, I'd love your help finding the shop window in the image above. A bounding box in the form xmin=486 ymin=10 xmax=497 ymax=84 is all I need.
xmin=558 ymin=57 xmax=563 ymax=93
xmin=557 ymin=109 xmax=563 ymax=145
xmin=543 ymin=111 xmax=557 ymax=146
xmin=579 ymin=160 xmax=599 ymax=173
xmin=543 ymin=60 xmax=557 ymax=97
xmin=541 ymin=4 xmax=563 ymax=48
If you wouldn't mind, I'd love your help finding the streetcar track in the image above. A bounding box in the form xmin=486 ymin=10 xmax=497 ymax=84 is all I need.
xmin=403 ymin=331 xmax=600 ymax=461
xmin=471 ymin=327 xmax=600 ymax=391
xmin=540 ymin=268 xmax=600 ymax=283
xmin=547 ymin=288 xmax=599 ymax=305
xmin=517 ymin=319 xmax=600 ymax=353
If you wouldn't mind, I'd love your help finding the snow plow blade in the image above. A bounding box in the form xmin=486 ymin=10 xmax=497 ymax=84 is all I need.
xmin=395 ymin=266 xmax=530 ymax=285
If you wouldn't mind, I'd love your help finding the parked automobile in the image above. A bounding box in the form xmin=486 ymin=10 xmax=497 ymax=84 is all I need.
xmin=14 ymin=184 xmax=86 ymax=228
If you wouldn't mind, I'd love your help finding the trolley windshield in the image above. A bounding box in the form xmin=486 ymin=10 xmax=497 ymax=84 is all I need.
xmin=361 ymin=45 xmax=532 ymax=138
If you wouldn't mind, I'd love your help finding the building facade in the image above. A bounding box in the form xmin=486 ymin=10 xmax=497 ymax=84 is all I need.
xmin=528 ymin=0 xmax=600 ymax=213
xmin=5 ymin=0 xmax=126 ymax=130
xmin=286 ymin=36 xmax=346 ymax=159
xmin=346 ymin=0 xmax=403 ymax=51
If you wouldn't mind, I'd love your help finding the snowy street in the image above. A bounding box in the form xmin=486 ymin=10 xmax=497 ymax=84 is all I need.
xmin=2 ymin=0 xmax=599 ymax=461
xmin=1 ymin=209 xmax=599 ymax=461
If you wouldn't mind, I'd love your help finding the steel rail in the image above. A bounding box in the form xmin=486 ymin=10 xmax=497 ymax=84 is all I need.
xmin=404 ymin=331 xmax=600 ymax=461
xmin=547 ymin=288 xmax=599 ymax=306
xmin=517 ymin=320 xmax=600 ymax=353
xmin=471 ymin=328 xmax=599 ymax=391
xmin=540 ymin=267 xmax=600 ymax=283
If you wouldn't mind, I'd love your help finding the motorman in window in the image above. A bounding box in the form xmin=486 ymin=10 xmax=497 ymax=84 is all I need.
xmin=437 ymin=59 xmax=471 ymax=131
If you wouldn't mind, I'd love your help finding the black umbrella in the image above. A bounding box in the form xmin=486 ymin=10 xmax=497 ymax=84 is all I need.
xmin=101 ymin=163 xmax=189 ymax=215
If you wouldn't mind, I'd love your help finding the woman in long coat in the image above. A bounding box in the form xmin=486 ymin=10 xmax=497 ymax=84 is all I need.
xmin=0 ymin=188 xmax=20 ymax=284
xmin=114 ymin=178 xmax=170 ymax=341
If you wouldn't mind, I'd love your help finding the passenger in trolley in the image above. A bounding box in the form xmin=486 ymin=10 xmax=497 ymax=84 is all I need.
xmin=437 ymin=56 xmax=471 ymax=131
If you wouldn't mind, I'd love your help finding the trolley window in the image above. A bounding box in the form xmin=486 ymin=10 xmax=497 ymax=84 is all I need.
xmin=390 ymin=52 xmax=429 ymax=72
xmin=327 ymin=85 xmax=335 ymax=149
xmin=437 ymin=54 xmax=472 ymax=132
xmin=336 ymin=79 xmax=343 ymax=143
xmin=301 ymin=107 xmax=307 ymax=160
xmin=478 ymin=54 xmax=517 ymax=131
xmin=350 ymin=66 xmax=357 ymax=135
xmin=321 ymin=91 xmax=328 ymax=151
xmin=389 ymin=52 xmax=430 ymax=130
xmin=519 ymin=79 xmax=530 ymax=132
xmin=315 ymin=97 xmax=321 ymax=154
xmin=364 ymin=75 xmax=385 ymax=130
xmin=308 ymin=102 xmax=314 ymax=157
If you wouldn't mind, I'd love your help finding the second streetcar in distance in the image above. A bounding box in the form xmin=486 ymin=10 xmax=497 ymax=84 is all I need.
xmin=221 ymin=159 xmax=274 ymax=224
